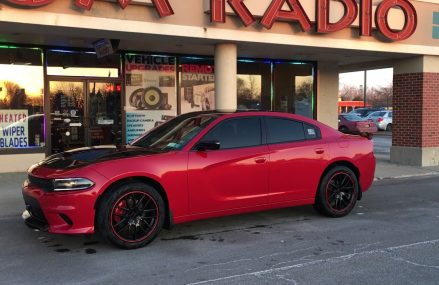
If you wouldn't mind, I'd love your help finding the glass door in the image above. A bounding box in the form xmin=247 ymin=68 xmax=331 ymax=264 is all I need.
xmin=87 ymin=81 xmax=122 ymax=146
xmin=49 ymin=80 xmax=86 ymax=153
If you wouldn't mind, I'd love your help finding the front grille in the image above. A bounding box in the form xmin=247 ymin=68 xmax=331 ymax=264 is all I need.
xmin=28 ymin=175 xmax=53 ymax=192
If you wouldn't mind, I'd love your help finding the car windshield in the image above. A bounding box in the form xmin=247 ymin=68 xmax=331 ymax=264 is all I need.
xmin=131 ymin=114 xmax=219 ymax=151
xmin=342 ymin=114 xmax=364 ymax=122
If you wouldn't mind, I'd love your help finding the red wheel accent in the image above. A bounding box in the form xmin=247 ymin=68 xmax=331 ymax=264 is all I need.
xmin=325 ymin=171 xmax=356 ymax=213
xmin=109 ymin=191 xmax=159 ymax=243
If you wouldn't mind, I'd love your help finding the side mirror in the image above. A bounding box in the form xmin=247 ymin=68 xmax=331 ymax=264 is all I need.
xmin=194 ymin=140 xmax=220 ymax=151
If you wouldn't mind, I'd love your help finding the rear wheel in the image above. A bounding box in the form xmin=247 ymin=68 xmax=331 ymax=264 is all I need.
xmin=386 ymin=123 xmax=392 ymax=132
xmin=96 ymin=182 xmax=165 ymax=249
xmin=314 ymin=166 xmax=359 ymax=217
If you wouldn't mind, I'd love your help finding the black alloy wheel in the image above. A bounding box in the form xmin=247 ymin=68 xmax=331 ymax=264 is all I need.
xmin=314 ymin=166 xmax=359 ymax=217
xmin=97 ymin=182 xmax=165 ymax=249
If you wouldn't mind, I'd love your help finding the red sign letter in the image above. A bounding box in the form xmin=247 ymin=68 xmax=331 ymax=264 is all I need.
xmin=360 ymin=0 xmax=372 ymax=36
xmin=210 ymin=0 xmax=255 ymax=26
xmin=211 ymin=0 xmax=226 ymax=23
xmin=261 ymin=0 xmax=312 ymax=31
xmin=375 ymin=0 xmax=417 ymax=41
xmin=151 ymin=0 xmax=174 ymax=17
xmin=316 ymin=0 xmax=357 ymax=33
xmin=75 ymin=0 xmax=174 ymax=17
xmin=6 ymin=0 xmax=54 ymax=6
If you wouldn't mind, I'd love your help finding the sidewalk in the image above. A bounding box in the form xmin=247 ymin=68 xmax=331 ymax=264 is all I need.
xmin=374 ymin=157 xmax=439 ymax=181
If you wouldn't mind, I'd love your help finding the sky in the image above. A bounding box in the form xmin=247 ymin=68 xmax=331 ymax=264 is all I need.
xmin=339 ymin=68 xmax=393 ymax=90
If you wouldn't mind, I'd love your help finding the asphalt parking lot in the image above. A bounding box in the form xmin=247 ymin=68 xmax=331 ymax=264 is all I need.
xmin=0 ymin=173 xmax=438 ymax=285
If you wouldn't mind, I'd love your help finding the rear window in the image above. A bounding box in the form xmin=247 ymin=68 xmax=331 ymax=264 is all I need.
xmin=266 ymin=118 xmax=321 ymax=144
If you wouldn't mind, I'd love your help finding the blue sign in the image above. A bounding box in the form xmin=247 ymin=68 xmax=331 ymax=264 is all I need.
xmin=433 ymin=12 xmax=439 ymax=39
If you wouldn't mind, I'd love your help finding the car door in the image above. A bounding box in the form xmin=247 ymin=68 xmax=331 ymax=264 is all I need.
xmin=187 ymin=116 xmax=269 ymax=213
xmin=265 ymin=117 xmax=328 ymax=203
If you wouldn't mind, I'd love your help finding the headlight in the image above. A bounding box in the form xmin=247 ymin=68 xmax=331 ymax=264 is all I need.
xmin=52 ymin=178 xmax=95 ymax=191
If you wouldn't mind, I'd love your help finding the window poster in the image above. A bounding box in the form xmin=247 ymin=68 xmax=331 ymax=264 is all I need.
xmin=0 ymin=109 xmax=28 ymax=148
xmin=180 ymin=63 xmax=215 ymax=114
xmin=125 ymin=54 xmax=177 ymax=143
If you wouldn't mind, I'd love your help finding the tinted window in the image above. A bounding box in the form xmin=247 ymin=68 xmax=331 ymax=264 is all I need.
xmin=266 ymin=118 xmax=305 ymax=144
xmin=304 ymin=123 xmax=321 ymax=140
xmin=202 ymin=117 xmax=261 ymax=149
xmin=388 ymin=112 xmax=393 ymax=118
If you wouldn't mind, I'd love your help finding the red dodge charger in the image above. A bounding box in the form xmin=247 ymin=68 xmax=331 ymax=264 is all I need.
xmin=22 ymin=111 xmax=375 ymax=249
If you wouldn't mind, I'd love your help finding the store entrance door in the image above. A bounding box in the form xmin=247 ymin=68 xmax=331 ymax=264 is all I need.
xmin=48 ymin=78 xmax=122 ymax=154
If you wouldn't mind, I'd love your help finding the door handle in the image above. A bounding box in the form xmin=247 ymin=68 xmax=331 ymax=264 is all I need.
xmin=315 ymin=148 xmax=325 ymax=154
xmin=255 ymin=157 xmax=267 ymax=164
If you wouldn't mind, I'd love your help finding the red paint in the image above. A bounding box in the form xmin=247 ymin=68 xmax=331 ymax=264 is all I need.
xmin=227 ymin=0 xmax=256 ymax=26
xmin=316 ymin=0 xmax=357 ymax=33
xmin=6 ymin=0 xmax=53 ymax=6
xmin=23 ymin=112 xmax=375 ymax=236
xmin=360 ymin=0 xmax=373 ymax=36
xmin=375 ymin=0 xmax=417 ymax=41
xmin=261 ymin=0 xmax=312 ymax=31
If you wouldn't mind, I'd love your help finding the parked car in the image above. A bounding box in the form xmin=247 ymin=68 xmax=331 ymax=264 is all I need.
xmin=348 ymin=107 xmax=385 ymax=118
xmin=338 ymin=114 xmax=377 ymax=135
xmin=22 ymin=111 xmax=376 ymax=249
xmin=366 ymin=110 xmax=393 ymax=131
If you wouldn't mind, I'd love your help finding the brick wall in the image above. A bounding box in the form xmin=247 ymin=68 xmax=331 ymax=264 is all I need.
xmin=393 ymin=72 xmax=439 ymax=148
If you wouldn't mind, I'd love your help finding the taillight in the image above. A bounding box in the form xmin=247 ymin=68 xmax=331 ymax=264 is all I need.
xmin=377 ymin=117 xmax=383 ymax=122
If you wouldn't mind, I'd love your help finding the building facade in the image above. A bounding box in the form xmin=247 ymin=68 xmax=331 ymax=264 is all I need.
xmin=0 ymin=0 xmax=438 ymax=172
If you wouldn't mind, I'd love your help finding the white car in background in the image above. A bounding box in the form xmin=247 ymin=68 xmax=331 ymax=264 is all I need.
xmin=366 ymin=110 xmax=393 ymax=131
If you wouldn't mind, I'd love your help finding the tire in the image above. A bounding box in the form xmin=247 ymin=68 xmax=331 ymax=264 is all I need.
xmin=386 ymin=123 xmax=392 ymax=132
xmin=96 ymin=182 xmax=165 ymax=249
xmin=338 ymin=126 xmax=348 ymax=133
xmin=314 ymin=166 xmax=359 ymax=218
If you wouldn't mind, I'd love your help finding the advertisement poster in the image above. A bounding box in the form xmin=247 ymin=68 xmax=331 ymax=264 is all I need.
xmin=180 ymin=63 xmax=215 ymax=114
xmin=0 ymin=109 xmax=28 ymax=148
xmin=125 ymin=54 xmax=177 ymax=143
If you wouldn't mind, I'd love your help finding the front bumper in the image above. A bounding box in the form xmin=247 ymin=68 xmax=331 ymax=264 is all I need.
xmin=22 ymin=179 xmax=99 ymax=235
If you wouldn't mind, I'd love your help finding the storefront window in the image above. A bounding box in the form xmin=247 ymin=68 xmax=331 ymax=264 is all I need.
xmin=179 ymin=57 xmax=215 ymax=114
xmin=237 ymin=60 xmax=271 ymax=110
xmin=273 ymin=62 xmax=315 ymax=118
xmin=125 ymin=53 xmax=177 ymax=143
xmin=0 ymin=47 xmax=45 ymax=149
xmin=47 ymin=50 xmax=120 ymax=77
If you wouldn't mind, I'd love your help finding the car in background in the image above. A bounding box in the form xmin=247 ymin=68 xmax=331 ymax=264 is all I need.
xmin=22 ymin=111 xmax=376 ymax=249
xmin=366 ymin=110 xmax=393 ymax=131
xmin=338 ymin=114 xmax=377 ymax=135
xmin=348 ymin=107 xmax=385 ymax=118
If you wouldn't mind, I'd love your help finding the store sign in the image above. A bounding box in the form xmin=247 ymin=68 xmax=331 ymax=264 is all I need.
xmin=0 ymin=110 xmax=29 ymax=148
xmin=205 ymin=0 xmax=417 ymax=41
xmin=6 ymin=0 xmax=417 ymax=41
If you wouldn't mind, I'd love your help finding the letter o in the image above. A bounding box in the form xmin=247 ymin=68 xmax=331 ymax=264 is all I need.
xmin=375 ymin=0 xmax=417 ymax=41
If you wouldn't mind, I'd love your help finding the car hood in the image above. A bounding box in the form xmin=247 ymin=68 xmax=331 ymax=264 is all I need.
xmin=31 ymin=145 xmax=164 ymax=171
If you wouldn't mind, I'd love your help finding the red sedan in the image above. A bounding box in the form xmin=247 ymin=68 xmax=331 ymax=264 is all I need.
xmin=22 ymin=111 xmax=375 ymax=249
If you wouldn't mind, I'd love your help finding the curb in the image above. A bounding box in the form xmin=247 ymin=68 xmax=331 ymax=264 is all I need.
xmin=374 ymin=172 xmax=439 ymax=181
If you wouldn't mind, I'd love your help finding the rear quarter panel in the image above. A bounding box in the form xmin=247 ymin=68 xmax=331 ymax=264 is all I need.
xmin=328 ymin=135 xmax=376 ymax=193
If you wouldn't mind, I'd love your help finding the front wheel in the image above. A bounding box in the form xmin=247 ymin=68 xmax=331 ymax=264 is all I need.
xmin=314 ymin=166 xmax=359 ymax=218
xmin=96 ymin=183 xmax=165 ymax=249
